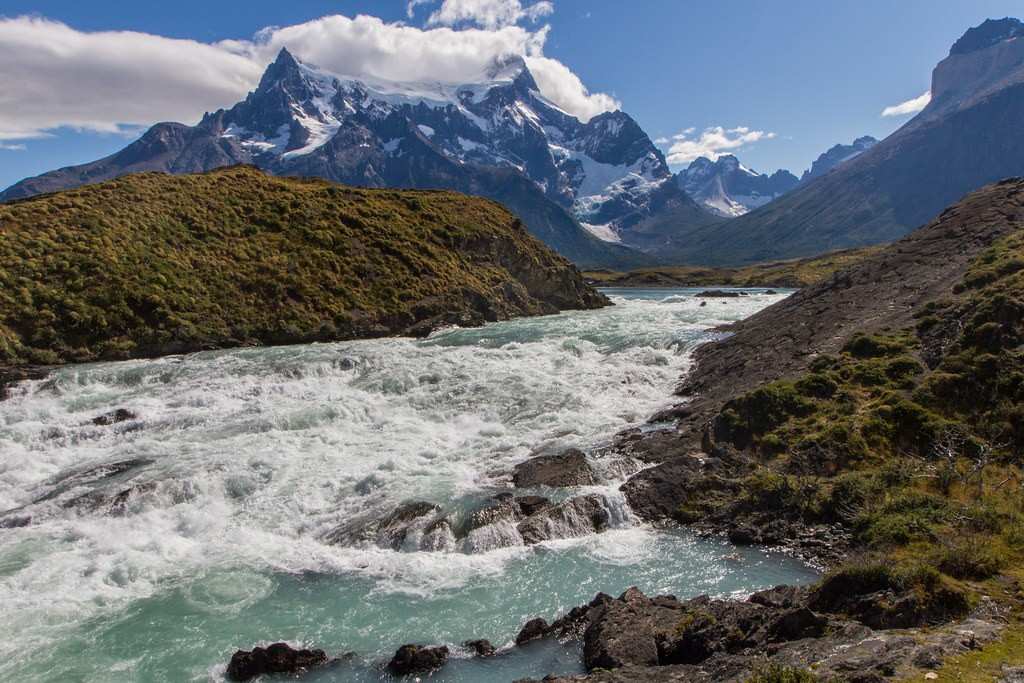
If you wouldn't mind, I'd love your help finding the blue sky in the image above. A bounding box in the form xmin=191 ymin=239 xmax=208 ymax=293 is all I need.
xmin=0 ymin=0 xmax=1021 ymax=190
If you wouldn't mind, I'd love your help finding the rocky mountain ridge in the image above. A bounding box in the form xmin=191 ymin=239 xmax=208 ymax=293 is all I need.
xmin=678 ymin=154 xmax=799 ymax=217
xmin=656 ymin=18 xmax=1024 ymax=265
xmin=0 ymin=49 xmax=721 ymax=268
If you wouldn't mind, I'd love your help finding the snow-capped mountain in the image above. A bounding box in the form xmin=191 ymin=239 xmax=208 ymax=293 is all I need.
xmin=800 ymin=136 xmax=878 ymax=182
xmin=2 ymin=48 xmax=715 ymax=266
xmin=677 ymin=155 xmax=798 ymax=217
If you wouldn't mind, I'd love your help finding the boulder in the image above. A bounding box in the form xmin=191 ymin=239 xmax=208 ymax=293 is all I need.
xmin=582 ymin=587 xmax=684 ymax=670
xmin=387 ymin=644 xmax=449 ymax=675
xmin=464 ymin=639 xmax=496 ymax=657
xmin=515 ymin=618 xmax=550 ymax=645
xmin=91 ymin=408 xmax=138 ymax=426
xmin=512 ymin=448 xmax=597 ymax=488
xmin=226 ymin=643 xmax=328 ymax=681
xmin=517 ymin=494 xmax=610 ymax=544
xmin=694 ymin=290 xmax=743 ymax=298
xmin=324 ymin=500 xmax=440 ymax=549
xmin=515 ymin=495 xmax=551 ymax=516
xmin=767 ymin=607 xmax=828 ymax=641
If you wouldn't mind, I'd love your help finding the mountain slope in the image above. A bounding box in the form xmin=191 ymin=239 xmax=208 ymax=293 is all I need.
xmin=679 ymin=155 xmax=798 ymax=217
xmin=0 ymin=49 xmax=716 ymax=268
xmin=661 ymin=18 xmax=1024 ymax=266
xmin=0 ymin=166 xmax=608 ymax=367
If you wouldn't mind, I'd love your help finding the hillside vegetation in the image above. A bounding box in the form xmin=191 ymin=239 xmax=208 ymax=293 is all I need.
xmin=0 ymin=166 xmax=606 ymax=367
xmin=583 ymin=246 xmax=881 ymax=289
xmin=619 ymin=179 xmax=1024 ymax=676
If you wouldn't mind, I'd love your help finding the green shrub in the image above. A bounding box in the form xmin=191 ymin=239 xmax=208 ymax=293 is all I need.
xmin=746 ymin=663 xmax=817 ymax=683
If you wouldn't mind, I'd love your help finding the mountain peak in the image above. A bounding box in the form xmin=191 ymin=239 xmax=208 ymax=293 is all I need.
xmin=950 ymin=17 xmax=1024 ymax=56
xmin=485 ymin=54 xmax=538 ymax=90
xmin=257 ymin=47 xmax=305 ymax=93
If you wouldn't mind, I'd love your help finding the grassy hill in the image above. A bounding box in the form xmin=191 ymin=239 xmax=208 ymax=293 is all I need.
xmin=583 ymin=246 xmax=882 ymax=289
xmin=0 ymin=166 xmax=607 ymax=367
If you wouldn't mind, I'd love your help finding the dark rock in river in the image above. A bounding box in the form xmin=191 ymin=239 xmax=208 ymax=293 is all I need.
xmin=324 ymin=500 xmax=441 ymax=549
xmin=515 ymin=495 xmax=551 ymax=516
xmin=693 ymin=290 xmax=743 ymax=298
xmin=517 ymin=494 xmax=610 ymax=544
xmin=464 ymin=639 xmax=496 ymax=656
xmin=91 ymin=408 xmax=138 ymax=426
xmin=226 ymin=643 xmax=329 ymax=681
xmin=516 ymin=617 xmax=550 ymax=645
xmin=387 ymin=644 xmax=449 ymax=675
xmin=582 ymin=587 xmax=682 ymax=670
xmin=512 ymin=448 xmax=597 ymax=488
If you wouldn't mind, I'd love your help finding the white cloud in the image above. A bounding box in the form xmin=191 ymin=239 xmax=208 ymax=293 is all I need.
xmin=0 ymin=142 xmax=26 ymax=151
xmin=0 ymin=16 xmax=261 ymax=142
xmin=881 ymin=90 xmax=931 ymax=117
xmin=427 ymin=0 xmax=554 ymax=29
xmin=406 ymin=0 xmax=436 ymax=19
xmin=0 ymin=10 xmax=617 ymax=144
xmin=661 ymin=126 xmax=776 ymax=165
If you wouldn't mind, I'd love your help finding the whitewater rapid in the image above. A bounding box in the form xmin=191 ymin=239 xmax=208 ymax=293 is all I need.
xmin=0 ymin=288 xmax=816 ymax=681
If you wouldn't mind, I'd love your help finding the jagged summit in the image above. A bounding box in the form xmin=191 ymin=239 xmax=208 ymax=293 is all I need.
xmin=949 ymin=17 xmax=1024 ymax=55
xmin=800 ymin=135 xmax=877 ymax=183
xmin=1 ymin=47 xmax=715 ymax=268
xmin=678 ymin=154 xmax=797 ymax=217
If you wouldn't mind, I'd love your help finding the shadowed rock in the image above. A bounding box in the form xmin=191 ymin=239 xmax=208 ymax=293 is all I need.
xmin=325 ymin=501 xmax=441 ymax=549
xmin=226 ymin=643 xmax=329 ymax=681
xmin=464 ymin=639 xmax=496 ymax=657
xmin=513 ymin=448 xmax=597 ymax=488
xmin=387 ymin=644 xmax=449 ymax=675
xmin=91 ymin=408 xmax=138 ymax=426
xmin=516 ymin=618 xmax=550 ymax=645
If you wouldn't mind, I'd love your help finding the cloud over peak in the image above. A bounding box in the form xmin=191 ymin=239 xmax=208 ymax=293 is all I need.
xmin=661 ymin=126 xmax=776 ymax=166
xmin=0 ymin=6 xmax=618 ymax=145
xmin=426 ymin=0 xmax=555 ymax=29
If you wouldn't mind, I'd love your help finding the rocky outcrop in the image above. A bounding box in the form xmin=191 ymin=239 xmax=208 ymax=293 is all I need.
xmin=387 ymin=644 xmax=449 ymax=675
xmin=512 ymin=448 xmax=597 ymax=487
xmin=226 ymin=643 xmax=329 ymax=681
xmin=516 ymin=494 xmax=611 ymax=544
xmin=516 ymin=586 xmax=1001 ymax=682
xmin=324 ymin=501 xmax=442 ymax=550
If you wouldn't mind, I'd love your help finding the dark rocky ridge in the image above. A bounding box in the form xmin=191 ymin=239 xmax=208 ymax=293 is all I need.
xmin=0 ymin=49 xmax=720 ymax=268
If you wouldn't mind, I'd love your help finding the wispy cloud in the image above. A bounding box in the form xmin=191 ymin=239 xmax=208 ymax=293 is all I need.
xmin=0 ymin=142 xmax=26 ymax=151
xmin=0 ymin=8 xmax=619 ymax=146
xmin=426 ymin=0 xmax=554 ymax=29
xmin=660 ymin=126 xmax=775 ymax=165
xmin=881 ymin=90 xmax=931 ymax=117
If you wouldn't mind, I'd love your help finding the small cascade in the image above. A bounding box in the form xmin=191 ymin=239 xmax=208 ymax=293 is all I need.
xmin=461 ymin=518 xmax=525 ymax=553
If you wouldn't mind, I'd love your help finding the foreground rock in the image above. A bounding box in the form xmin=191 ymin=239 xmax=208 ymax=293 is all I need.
xmin=517 ymin=586 xmax=1001 ymax=682
xmin=387 ymin=644 xmax=449 ymax=675
xmin=226 ymin=643 xmax=329 ymax=681
xmin=512 ymin=448 xmax=597 ymax=487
